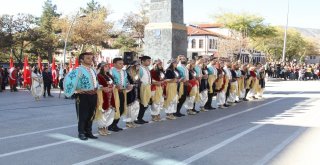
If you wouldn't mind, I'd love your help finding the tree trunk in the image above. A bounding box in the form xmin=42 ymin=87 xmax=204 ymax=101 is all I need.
xmin=47 ymin=48 xmax=53 ymax=63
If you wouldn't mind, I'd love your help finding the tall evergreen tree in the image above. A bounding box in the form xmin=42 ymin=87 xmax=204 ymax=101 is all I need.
xmin=81 ymin=0 xmax=103 ymax=14
xmin=38 ymin=0 xmax=60 ymax=62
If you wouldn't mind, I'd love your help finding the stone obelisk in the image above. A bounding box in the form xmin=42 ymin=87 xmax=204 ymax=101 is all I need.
xmin=144 ymin=0 xmax=187 ymax=61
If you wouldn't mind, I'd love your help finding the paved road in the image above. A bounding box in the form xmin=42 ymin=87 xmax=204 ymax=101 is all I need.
xmin=1 ymin=80 xmax=320 ymax=165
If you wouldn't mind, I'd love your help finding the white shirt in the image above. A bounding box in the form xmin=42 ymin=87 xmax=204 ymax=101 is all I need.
xmin=140 ymin=66 xmax=151 ymax=85
xmin=89 ymin=67 xmax=98 ymax=88
xmin=223 ymin=66 xmax=232 ymax=80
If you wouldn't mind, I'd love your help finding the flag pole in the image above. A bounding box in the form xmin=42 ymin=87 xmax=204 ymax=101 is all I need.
xmin=281 ymin=0 xmax=290 ymax=62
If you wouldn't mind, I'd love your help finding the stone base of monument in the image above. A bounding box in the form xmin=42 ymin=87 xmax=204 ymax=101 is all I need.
xmin=144 ymin=0 xmax=187 ymax=62
xmin=144 ymin=23 xmax=187 ymax=61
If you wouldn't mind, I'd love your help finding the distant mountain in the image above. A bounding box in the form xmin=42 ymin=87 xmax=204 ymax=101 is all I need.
xmin=293 ymin=27 xmax=320 ymax=41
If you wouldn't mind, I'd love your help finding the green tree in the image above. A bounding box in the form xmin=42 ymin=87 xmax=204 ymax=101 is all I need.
xmin=112 ymin=35 xmax=138 ymax=52
xmin=0 ymin=14 xmax=38 ymax=66
xmin=38 ymin=0 xmax=60 ymax=62
xmin=69 ymin=1 xmax=112 ymax=53
xmin=0 ymin=15 xmax=14 ymax=62
xmin=215 ymin=12 xmax=276 ymax=40
xmin=252 ymin=27 xmax=314 ymax=61
xmin=80 ymin=0 xmax=104 ymax=14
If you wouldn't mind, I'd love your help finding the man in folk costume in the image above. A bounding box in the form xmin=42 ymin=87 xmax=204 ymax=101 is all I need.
xmin=236 ymin=64 xmax=246 ymax=101
xmin=0 ymin=65 xmax=3 ymax=92
xmin=150 ymin=60 xmax=165 ymax=121
xmin=125 ymin=61 xmax=140 ymax=127
xmin=248 ymin=66 xmax=259 ymax=99
xmin=164 ymin=59 xmax=179 ymax=120
xmin=95 ymin=62 xmax=115 ymax=136
xmin=63 ymin=52 xmax=99 ymax=140
xmin=175 ymin=55 xmax=189 ymax=117
xmin=215 ymin=61 xmax=228 ymax=109
xmin=257 ymin=66 xmax=266 ymax=98
xmin=204 ymin=57 xmax=218 ymax=110
xmin=135 ymin=56 xmax=152 ymax=124
xmin=9 ymin=66 xmax=18 ymax=92
xmin=242 ymin=64 xmax=251 ymax=101
xmin=109 ymin=57 xmax=133 ymax=131
xmin=184 ymin=59 xmax=199 ymax=115
xmin=227 ymin=63 xmax=240 ymax=104
xmin=194 ymin=56 xmax=208 ymax=112
xmin=223 ymin=62 xmax=232 ymax=106
xmin=252 ymin=63 xmax=263 ymax=98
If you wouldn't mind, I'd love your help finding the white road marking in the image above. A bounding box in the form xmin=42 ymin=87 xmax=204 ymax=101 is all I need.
xmin=0 ymin=94 xmax=298 ymax=161
xmin=253 ymin=128 xmax=306 ymax=165
xmin=0 ymin=138 xmax=77 ymax=158
xmin=72 ymin=97 xmax=286 ymax=165
xmin=49 ymin=134 xmax=182 ymax=165
xmin=178 ymin=125 xmax=264 ymax=165
xmin=0 ymin=124 xmax=77 ymax=140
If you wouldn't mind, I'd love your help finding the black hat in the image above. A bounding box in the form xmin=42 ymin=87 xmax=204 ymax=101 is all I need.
xmin=140 ymin=55 xmax=151 ymax=61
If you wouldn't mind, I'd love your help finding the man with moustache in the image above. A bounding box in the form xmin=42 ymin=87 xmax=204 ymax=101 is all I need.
xmin=64 ymin=52 xmax=99 ymax=140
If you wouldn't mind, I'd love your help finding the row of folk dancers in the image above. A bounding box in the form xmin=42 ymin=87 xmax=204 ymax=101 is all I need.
xmin=63 ymin=52 xmax=266 ymax=140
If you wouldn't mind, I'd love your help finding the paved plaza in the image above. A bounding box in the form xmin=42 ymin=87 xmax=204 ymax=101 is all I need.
xmin=1 ymin=80 xmax=320 ymax=165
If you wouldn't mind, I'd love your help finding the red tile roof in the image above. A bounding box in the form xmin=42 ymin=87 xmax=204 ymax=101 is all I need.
xmin=187 ymin=26 xmax=223 ymax=37
xmin=198 ymin=23 xmax=224 ymax=28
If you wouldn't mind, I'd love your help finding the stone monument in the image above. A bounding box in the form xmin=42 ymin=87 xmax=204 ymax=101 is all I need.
xmin=144 ymin=0 xmax=187 ymax=61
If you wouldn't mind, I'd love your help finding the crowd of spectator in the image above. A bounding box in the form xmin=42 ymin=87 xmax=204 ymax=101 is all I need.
xmin=265 ymin=61 xmax=320 ymax=81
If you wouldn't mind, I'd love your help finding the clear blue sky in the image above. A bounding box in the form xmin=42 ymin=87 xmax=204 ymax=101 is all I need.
xmin=0 ymin=0 xmax=319 ymax=29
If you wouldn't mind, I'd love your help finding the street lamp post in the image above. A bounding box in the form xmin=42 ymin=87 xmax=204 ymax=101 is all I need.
xmin=282 ymin=0 xmax=290 ymax=62
xmin=59 ymin=11 xmax=85 ymax=78
xmin=63 ymin=11 xmax=82 ymax=66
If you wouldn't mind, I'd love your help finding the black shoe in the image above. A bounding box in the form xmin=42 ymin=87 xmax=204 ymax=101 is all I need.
xmin=223 ymin=104 xmax=230 ymax=107
xmin=48 ymin=95 xmax=54 ymax=97
xmin=204 ymin=106 xmax=216 ymax=110
xmin=142 ymin=119 xmax=149 ymax=123
xmin=192 ymin=109 xmax=200 ymax=113
xmin=134 ymin=120 xmax=145 ymax=124
xmin=78 ymin=134 xmax=88 ymax=140
xmin=85 ymin=133 xmax=98 ymax=139
xmin=178 ymin=113 xmax=186 ymax=116
xmin=175 ymin=113 xmax=186 ymax=117
xmin=243 ymin=98 xmax=249 ymax=101
xmin=108 ymin=126 xmax=119 ymax=132
xmin=235 ymin=101 xmax=240 ymax=103
xmin=114 ymin=126 xmax=123 ymax=131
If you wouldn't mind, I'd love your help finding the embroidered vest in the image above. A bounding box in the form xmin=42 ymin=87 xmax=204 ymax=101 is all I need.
xmin=63 ymin=66 xmax=97 ymax=97
xmin=111 ymin=67 xmax=128 ymax=88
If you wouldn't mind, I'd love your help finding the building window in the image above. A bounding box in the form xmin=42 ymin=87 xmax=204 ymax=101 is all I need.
xmin=199 ymin=39 xmax=204 ymax=48
xmin=209 ymin=39 xmax=213 ymax=49
xmin=215 ymin=40 xmax=218 ymax=49
xmin=191 ymin=39 xmax=196 ymax=49
xmin=209 ymin=39 xmax=216 ymax=49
